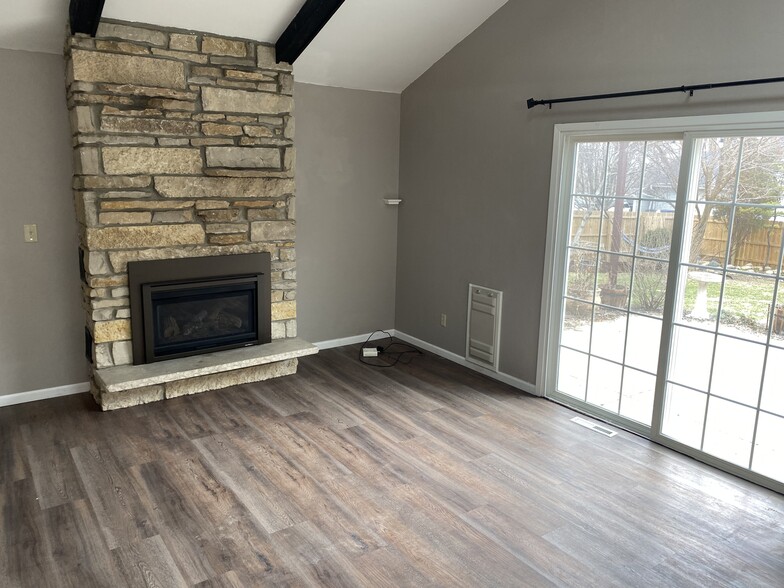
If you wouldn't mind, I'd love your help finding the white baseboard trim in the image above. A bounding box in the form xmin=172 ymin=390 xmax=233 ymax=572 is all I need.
xmin=2 ymin=330 xmax=534 ymax=407
xmin=314 ymin=329 xmax=397 ymax=350
xmin=0 ymin=381 xmax=91 ymax=408
xmin=394 ymin=331 xmax=540 ymax=396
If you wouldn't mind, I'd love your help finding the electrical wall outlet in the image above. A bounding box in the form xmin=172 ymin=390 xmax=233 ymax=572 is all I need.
xmin=24 ymin=224 xmax=38 ymax=243
xmin=440 ymin=313 xmax=447 ymax=327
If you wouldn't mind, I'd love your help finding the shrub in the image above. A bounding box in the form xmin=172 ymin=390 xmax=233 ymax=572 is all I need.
xmin=632 ymin=227 xmax=670 ymax=314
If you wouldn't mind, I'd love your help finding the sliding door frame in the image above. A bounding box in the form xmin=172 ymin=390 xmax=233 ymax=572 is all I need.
xmin=538 ymin=111 xmax=784 ymax=494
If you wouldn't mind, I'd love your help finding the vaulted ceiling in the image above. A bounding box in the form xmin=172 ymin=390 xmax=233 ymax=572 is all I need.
xmin=1 ymin=0 xmax=508 ymax=93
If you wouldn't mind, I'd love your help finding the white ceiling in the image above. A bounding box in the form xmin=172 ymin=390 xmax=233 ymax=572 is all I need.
xmin=0 ymin=0 xmax=508 ymax=93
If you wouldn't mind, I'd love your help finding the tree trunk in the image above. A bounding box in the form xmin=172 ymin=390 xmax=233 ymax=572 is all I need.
xmin=609 ymin=142 xmax=629 ymax=287
xmin=689 ymin=202 xmax=714 ymax=263
xmin=571 ymin=206 xmax=595 ymax=246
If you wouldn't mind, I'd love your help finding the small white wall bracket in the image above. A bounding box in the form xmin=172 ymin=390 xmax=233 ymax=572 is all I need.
xmin=383 ymin=198 xmax=402 ymax=205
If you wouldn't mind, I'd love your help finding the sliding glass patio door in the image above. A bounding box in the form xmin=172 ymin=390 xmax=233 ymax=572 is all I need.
xmin=557 ymin=139 xmax=682 ymax=428
xmin=543 ymin=115 xmax=784 ymax=493
xmin=661 ymin=135 xmax=784 ymax=484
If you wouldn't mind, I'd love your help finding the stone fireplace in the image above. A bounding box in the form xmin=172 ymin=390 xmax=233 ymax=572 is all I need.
xmin=66 ymin=20 xmax=316 ymax=410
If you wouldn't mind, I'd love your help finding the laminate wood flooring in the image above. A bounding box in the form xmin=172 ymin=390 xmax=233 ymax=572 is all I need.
xmin=1 ymin=345 xmax=782 ymax=587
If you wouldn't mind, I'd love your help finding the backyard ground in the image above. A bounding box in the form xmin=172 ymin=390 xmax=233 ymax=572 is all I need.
xmin=559 ymin=269 xmax=783 ymax=484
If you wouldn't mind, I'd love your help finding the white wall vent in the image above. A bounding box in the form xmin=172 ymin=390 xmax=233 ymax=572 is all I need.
xmin=465 ymin=284 xmax=502 ymax=372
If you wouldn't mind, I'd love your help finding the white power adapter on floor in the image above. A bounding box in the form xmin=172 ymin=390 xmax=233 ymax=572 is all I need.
xmin=362 ymin=347 xmax=379 ymax=357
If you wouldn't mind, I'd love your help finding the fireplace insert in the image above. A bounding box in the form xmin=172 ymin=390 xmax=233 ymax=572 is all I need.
xmin=128 ymin=253 xmax=271 ymax=364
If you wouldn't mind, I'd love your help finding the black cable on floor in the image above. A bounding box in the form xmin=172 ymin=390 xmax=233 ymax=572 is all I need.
xmin=358 ymin=330 xmax=423 ymax=368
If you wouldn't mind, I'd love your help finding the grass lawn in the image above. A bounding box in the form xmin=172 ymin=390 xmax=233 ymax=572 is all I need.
xmin=682 ymin=274 xmax=778 ymax=330
xmin=567 ymin=269 xmax=780 ymax=332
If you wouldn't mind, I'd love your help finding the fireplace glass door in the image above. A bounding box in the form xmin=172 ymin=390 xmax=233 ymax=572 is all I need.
xmin=144 ymin=276 xmax=261 ymax=361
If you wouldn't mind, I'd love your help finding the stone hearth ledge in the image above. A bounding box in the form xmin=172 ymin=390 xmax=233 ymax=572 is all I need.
xmin=93 ymin=338 xmax=317 ymax=410
xmin=98 ymin=337 xmax=316 ymax=392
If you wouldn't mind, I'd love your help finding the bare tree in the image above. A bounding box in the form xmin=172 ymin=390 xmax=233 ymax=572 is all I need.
xmin=571 ymin=141 xmax=645 ymax=246
xmin=694 ymin=137 xmax=784 ymax=265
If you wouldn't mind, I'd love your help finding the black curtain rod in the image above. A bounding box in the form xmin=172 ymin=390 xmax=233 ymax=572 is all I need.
xmin=527 ymin=75 xmax=784 ymax=109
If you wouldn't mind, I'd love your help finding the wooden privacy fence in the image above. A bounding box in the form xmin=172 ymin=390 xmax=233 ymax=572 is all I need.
xmin=571 ymin=211 xmax=784 ymax=268
xmin=700 ymin=221 xmax=783 ymax=268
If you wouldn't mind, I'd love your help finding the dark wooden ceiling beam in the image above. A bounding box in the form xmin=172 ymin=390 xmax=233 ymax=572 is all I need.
xmin=69 ymin=0 xmax=106 ymax=37
xmin=275 ymin=0 xmax=345 ymax=65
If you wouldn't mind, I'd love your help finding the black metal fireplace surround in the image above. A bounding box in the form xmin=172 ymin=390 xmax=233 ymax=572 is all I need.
xmin=128 ymin=253 xmax=271 ymax=364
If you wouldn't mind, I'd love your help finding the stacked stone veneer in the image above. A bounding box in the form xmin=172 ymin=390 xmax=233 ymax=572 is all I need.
xmin=65 ymin=21 xmax=298 ymax=403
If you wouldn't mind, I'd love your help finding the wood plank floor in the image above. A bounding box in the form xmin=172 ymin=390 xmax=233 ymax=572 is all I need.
xmin=1 ymin=345 xmax=783 ymax=587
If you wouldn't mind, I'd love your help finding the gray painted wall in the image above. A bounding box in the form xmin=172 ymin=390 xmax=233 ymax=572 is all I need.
xmin=296 ymin=82 xmax=400 ymax=343
xmin=0 ymin=48 xmax=86 ymax=396
xmin=396 ymin=0 xmax=784 ymax=385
